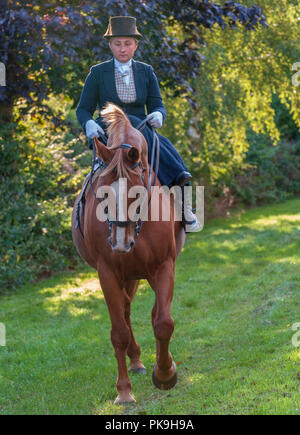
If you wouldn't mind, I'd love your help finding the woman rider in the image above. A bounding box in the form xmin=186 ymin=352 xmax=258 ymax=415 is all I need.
xmin=76 ymin=16 xmax=201 ymax=232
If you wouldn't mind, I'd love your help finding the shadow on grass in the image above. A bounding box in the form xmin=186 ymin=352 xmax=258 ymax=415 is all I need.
xmin=1 ymin=199 xmax=300 ymax=414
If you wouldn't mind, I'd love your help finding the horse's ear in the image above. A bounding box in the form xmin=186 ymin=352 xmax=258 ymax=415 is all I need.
xmin=127 ymin=146 xmax=140 ymax=163
xmin=93 ymin=137 xmax=111 ymax=161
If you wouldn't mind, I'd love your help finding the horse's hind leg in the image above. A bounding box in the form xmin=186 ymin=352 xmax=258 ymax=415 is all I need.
xmin=98 ymin=269 xmax=136 ymax=405
xmin=148 ymin=260 xmax=177 ymax=390
xmin=124 ymin=280 xmax=147 ymax=374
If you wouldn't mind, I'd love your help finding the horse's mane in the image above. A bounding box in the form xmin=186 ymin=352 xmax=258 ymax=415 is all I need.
xmin=100 ymin=103 xmax=140 ymax=179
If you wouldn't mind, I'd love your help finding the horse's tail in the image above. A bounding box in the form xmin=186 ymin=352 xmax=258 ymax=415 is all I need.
xmin=100 ymin=103 xmax=130 ymax=146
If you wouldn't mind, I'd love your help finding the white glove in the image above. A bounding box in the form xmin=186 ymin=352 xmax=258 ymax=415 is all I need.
xmin=146 ymin=111 xmax=163 ymax=129
xmin=85 ymin=119 xmax=105 ymax=139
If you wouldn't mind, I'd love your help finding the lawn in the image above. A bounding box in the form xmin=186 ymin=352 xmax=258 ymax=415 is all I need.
xmin=0 ymin=198 xmax=300 ymax=415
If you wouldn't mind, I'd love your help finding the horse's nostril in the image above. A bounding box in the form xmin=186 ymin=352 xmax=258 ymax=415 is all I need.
xmin=130 ymin=240 xmax=135 ymax=248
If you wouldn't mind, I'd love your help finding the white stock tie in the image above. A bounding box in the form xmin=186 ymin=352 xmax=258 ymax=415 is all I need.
xmin=115 ymin=58 xmax=132 ymax=86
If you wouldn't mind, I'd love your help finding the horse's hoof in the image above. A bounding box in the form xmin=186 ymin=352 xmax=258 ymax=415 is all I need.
xmin=152 ymin=361 xmax=177 ymax=390
xmin=114 ymin=393 xmax=136 ymax=405
xmin=129 ymin=367 xmax=147 ymax=374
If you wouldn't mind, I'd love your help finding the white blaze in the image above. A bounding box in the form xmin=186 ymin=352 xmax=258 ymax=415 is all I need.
xmin=111 ymin=178 xmax=127 ymax=249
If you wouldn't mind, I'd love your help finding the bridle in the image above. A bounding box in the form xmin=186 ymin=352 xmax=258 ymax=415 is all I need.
xmin=89 ymin=119 xmax=160 ymax=238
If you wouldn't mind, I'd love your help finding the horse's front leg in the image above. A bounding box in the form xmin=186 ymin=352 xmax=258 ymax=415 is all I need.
xmin=98 ymin=268 xmax=136 ymax=405
xmin=124 ymin=280 xmax=147 ymax=374
xmin=148 ymin=260 xmax=177 ymax=390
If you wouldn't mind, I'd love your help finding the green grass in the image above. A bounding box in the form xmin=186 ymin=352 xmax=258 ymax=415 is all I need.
xmin=1 ymin=199 xmax=300 ymax=415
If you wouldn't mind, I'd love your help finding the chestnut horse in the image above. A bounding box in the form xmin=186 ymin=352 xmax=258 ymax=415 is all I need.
xmin=72 ymin=103 xmax=185 ymax=404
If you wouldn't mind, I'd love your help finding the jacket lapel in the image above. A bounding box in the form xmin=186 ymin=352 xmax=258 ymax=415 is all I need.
xmin=132 ymin=59 xmax=143 ymax=102
xmin=103 ymin=58 xmax=119 ymax=102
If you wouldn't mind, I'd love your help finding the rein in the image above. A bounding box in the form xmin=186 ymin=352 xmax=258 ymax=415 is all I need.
xmin=89 ymin=119 xmax=160 ymax=238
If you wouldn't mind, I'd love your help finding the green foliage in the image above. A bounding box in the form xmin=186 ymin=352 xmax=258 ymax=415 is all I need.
xmin=176 ymin=0 xmax=300 ymax=188
xmin=231 ymin=134 xmax=300 ymax=206
xmin=272 ymin=94 xmax=300 ymax=141
xmin=0 ymin=97 xmax=90 ymax=291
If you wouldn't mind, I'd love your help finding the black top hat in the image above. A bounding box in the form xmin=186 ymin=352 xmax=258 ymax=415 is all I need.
xmin=103 ymin=16 xmax=143 ymax=39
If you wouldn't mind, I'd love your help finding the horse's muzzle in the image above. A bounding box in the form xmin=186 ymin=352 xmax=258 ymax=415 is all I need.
xmin=109 ymin=237 xmax=135 ymax=254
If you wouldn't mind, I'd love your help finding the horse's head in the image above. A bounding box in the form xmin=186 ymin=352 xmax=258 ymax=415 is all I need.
xmin=94 ymin=104 xmax=149 ymax=254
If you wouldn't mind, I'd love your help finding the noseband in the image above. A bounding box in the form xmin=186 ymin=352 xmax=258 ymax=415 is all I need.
xmin=89 ymin=119 xmax=160 ymax=238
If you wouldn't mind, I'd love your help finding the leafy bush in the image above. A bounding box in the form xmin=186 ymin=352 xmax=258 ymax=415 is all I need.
xmin=230 ymin=133 xmax=300 ymax=207
xmin=0 ymin=97 xmax=90 ymax=291
xmin=272 ymin=94 xmax=300 ymax=141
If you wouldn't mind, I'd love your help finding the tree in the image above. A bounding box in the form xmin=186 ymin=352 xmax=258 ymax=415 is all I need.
xmin=0 ymin=0 xmax=267 ymax=121
xmin=158 ymin=0 xmax=299 ymax=197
